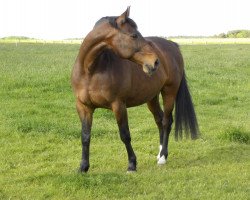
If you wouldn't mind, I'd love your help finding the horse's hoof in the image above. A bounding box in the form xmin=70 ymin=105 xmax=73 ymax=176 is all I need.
xmin=127 ymin=166 xmax=137 ymax=172
xmin=157 ymin=155 xmax=166 ymax=165
xmin=127 ymin=165 xmax=137 ymax=173
xmin=127 ymin=160 xmax=137 ymax=172
xmin=127 ymin=170 xmax=136 ymax=174
xmin=79 ymin=162 xmax=89 ymax=173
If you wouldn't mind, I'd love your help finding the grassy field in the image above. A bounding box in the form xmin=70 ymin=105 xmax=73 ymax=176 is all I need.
xmin=0 ymin=42 xmax=249 ymax=199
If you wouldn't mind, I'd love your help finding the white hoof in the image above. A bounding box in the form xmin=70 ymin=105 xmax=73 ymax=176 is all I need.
xmin=157 ymin=155 xmax=166 ymax=165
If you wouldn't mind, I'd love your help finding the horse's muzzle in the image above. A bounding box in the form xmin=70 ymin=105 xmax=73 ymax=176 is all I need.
xmin=143 ymin=58 xmax=159 ymax=75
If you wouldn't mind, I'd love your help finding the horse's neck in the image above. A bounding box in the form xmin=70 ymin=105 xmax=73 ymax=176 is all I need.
xmin=77 ymin=29 xmax=109 ymax=73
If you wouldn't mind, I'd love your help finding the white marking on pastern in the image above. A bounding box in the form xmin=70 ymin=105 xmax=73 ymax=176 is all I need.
xmin=157 ymin=145 xmax=162 ymax=160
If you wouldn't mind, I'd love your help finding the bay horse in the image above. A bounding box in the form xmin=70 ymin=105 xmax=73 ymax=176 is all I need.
xmin=71 ymin=7 xmax=199 ymax=173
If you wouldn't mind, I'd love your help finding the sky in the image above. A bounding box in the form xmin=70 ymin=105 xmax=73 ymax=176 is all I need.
xmin=0 ymin=0 xmax=249 ymax=40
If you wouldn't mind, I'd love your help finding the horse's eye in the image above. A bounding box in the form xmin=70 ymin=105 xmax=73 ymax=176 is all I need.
xmin=131 ymin=33 xmax=138 ymax=39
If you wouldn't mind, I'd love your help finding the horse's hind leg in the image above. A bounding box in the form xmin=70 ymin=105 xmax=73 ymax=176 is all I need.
xmin=112 ymin=101 xmax=137 ymax=172
xmin=147 ymin=95 xmax=164 ymax=159
xmin=158 ymin=88 xmax=176 ymax=165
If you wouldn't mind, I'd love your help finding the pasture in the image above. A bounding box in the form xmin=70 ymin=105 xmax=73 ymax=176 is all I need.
xmin=0 ymin=42 xmax=249 ymax=199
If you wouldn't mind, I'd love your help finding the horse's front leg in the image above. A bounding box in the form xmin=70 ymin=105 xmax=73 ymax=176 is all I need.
xmin=76 ymin=100 xmax=94 ymax=173
xmin=112 ymin=102 xmax=137 ymax=172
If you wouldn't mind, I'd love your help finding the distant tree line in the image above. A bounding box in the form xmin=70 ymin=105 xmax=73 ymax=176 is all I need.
xmin=215 ymin=30 xmax=250 ymax=38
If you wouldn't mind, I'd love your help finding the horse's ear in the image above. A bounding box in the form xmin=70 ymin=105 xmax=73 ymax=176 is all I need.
xmin=116 ymin=6 xmax=130 ymax=26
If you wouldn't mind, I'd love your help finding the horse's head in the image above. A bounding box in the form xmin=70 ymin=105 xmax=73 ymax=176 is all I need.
xmin=94 ymin=7 xmax=159 ymax=75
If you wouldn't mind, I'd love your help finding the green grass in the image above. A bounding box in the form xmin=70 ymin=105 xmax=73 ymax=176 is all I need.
xmin=0 ymin=43 xmax=249 ymax=199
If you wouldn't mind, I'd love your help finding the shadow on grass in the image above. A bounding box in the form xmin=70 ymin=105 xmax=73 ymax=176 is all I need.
xmin=176 ymin=144 xmax=249 ymax=169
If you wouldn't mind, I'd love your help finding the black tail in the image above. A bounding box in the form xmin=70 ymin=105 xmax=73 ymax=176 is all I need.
xmin=175 ymin=72 xmax=199 ymax=140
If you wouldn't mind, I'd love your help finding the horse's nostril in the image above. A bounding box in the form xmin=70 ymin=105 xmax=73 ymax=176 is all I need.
xmin=151 ymin=67 xmax=157 ymax=72
xmin=154 ymin=59 xmax=160 ymax=67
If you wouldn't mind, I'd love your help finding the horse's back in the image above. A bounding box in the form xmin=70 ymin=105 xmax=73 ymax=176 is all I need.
xmin=146 ymin=37 xmax=180 ymax=54
xmin=146 ymin=37 xmax=184 ymax=86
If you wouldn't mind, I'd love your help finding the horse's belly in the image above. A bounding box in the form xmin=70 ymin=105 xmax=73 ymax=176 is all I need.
xmin=126 ymin=95 xmax=155 ymax=107
xmin=125 ymin=87 xmax=161 ymax=107
xmin=126 ymin=78 xmax=165 ymax=106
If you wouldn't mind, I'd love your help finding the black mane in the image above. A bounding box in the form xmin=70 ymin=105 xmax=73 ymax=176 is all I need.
xmin=90 ymin=49 xmax=118 ymax=74
xmin=94 ymin=16 xmax=137 ymax=29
